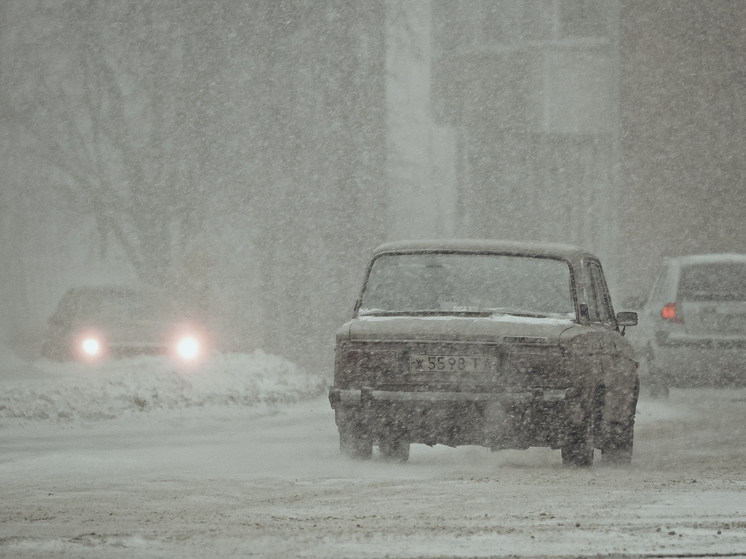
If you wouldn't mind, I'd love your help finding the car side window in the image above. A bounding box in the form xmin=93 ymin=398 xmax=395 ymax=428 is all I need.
xmin=586 ymin=270 xmax=600 ymax=322
xmin=588 ymin=261 xmax=613 ymax=324
xmin=585 ymin=262 xmax=601 ymax=322
xmin=595 ymin=264 xmax=615 ymax=323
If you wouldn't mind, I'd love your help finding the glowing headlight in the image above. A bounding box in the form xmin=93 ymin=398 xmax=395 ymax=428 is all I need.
xmin=177 ymin=336 xmax=200 ymax=360
xmin=82 ymin=338 xmax=100 ymax=356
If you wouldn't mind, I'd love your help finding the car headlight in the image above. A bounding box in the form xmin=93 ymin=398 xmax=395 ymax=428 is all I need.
xmin=176 ymin=336 xmax=200 ymax=361
xmin=81 ymin=337 xmax=101 ymax=356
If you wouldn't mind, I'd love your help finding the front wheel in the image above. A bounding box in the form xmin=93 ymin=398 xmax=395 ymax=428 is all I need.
xmin=379 ymin=438 xmax=410 ymax=463
xmin=601 ymin=405 xmax=636 ymax=465
xmin=603 ymin=375 xmax=639 ymax=465
xmin=601 ymin=431 xmax=633 ymax=464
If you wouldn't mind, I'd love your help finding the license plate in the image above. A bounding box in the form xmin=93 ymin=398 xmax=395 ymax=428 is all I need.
xmin=409 ymin=354 xmax=500 ymax=373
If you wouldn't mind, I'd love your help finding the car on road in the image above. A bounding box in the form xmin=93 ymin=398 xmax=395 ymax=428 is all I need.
xmin=41 ymin=286 xmax=211 ymax=363
xmin=626 ymin=254 xmax=746 ymax=397
xmin=328 ymin=240 xmax=640 ymax=466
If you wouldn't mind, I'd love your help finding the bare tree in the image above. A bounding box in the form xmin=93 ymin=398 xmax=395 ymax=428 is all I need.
xmin=1 ymin=1 xmax=214 ymax=287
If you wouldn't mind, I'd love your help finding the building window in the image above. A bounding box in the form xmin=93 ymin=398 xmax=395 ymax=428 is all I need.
xmin=522 ymin=0 xmax=554 ymax=41
xmin=560 ymin=0 xmax=607 ymax=38
xmin=481 ymin=0 xmax=554 ymax=44
xmin=482 ymin=0 xmax=521 ymax=44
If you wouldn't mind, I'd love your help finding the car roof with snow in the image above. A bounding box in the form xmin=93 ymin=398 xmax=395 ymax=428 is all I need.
xmin=667 ymin=253 xmax=746 ymax=267
xmin=371 ymin=239 xmax=596 ymax=264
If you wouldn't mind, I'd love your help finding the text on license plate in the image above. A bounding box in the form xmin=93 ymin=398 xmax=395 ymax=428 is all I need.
xmin=410 ymin=354 xmax=500 ymax=373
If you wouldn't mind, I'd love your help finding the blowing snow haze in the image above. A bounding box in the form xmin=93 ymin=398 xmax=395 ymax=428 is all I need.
xmin=2 ymin=2 xmax=746 ymax=558
xmin=1 ymin=2 xmax=745 ymax=371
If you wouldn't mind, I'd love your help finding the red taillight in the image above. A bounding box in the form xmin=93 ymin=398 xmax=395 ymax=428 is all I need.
xmin=661 ymin=302 xmax=681 ymax=322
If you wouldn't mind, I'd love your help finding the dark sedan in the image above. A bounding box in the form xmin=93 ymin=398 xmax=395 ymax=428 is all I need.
xmin=329 ymin=240 xmax=639 ymax=466
xmin=41 ymin=286 xmax=211 ymax=363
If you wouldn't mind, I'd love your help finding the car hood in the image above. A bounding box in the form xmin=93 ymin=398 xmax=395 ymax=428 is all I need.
xmin=342 ymin=315 xmax=577 ymax=345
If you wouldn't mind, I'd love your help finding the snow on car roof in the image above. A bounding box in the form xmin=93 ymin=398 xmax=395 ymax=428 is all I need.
xmin=669 ymin=253 xmax=746 ymax=266
xmin=371 ymin=239 xmax=596 ymax=262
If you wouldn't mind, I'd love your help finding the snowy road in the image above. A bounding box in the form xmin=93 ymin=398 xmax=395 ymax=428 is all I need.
xmin=1 ymin=355 xmax=746 ymax=558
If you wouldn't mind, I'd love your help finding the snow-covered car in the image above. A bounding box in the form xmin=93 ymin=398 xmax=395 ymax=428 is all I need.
xmin=41 ymin=286 xmax=211 ymax=363
xmin=328 ymin=240 xmax=640 ymax=466
xmin=627 ymin=254 xmax=746 ymax=397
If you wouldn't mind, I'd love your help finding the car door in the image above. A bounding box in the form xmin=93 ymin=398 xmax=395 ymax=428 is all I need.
xmin=582 ymin=259 xmax=620 ymax=386
xmin=586 ymin=260 xmax=638 ymax=427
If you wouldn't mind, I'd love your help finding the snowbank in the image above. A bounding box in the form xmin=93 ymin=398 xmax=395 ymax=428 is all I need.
xmin=0 ymin=350 xmax=326 ymax=423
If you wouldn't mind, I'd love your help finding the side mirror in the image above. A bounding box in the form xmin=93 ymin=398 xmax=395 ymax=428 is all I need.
xmin=616 ymin=311 xmax=638 ymax=327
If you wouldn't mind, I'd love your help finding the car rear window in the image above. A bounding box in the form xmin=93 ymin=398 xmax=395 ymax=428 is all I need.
xmin=359 ymin=253 xmax=575 ymax=318
xmin=678 ymin=263 xmax=746 ymax=301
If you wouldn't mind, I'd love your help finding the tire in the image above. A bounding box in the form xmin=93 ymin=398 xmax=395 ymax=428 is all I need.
xmin=379 ymin=438 xmax=410 ymax=463
xmin=561 ymin=395 xmax=595 ymax=467
xmin=339 ymin=424 xmax=372 ymax=460
xmin=601 ymin=421 xmax=634 ymax=465
xmin=602 ymin=376 xmax=638 ymax=465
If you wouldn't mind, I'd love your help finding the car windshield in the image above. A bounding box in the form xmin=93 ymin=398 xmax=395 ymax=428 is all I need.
xmin=359 ymin=253 xmax=575 ymax=319
xmin=678 ymin=262 xmax=746 ymax=301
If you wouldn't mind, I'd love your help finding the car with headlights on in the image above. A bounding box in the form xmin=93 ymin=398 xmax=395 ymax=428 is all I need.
xmin=41 ymin=286 xmax=211 ymax=363
xmin=328 ymin=240 xmax=640 ymax=466
xmin=627 ymin=254 xmax=746 ymax=397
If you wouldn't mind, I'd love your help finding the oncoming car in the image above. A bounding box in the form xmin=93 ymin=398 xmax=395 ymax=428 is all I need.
xmin=41 ymin=286 xmax=211 ymax=363
xmin=328 ymin=240 xmax=640 ymax=466
xmin=628 ymin=254 xmax=746 ymax=396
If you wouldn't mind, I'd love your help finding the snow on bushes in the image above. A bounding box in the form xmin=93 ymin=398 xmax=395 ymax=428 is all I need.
xmin=0 ymin=350 xmax=326 ymax=422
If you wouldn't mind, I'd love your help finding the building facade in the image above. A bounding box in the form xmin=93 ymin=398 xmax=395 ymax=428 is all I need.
xmin=430 ymin=0 xmax=622 ymax=277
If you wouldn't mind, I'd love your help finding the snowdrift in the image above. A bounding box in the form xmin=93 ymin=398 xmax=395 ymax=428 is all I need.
xmin=0 ymin=350 xmax=326 ymax=423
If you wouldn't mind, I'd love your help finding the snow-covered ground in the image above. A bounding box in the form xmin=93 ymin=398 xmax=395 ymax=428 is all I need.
xmin=1 ymin=350 xmax=746 ymax=558
xmin=0 ymin=350 xmax=326 ymax=423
